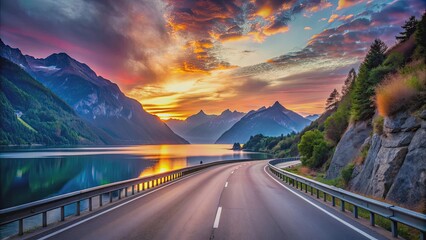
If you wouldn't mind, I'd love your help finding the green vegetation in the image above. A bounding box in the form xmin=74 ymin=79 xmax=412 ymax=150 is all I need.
xmin=298 ymin=130 xmax=331 ymax=168
xmin=414 ymin=13 xmax=426 ymax=60
xmin=341 ymin=163 xmax=354 ymax=184
xmin=351 ymin=39 xmax=388 ymax=121
xmin=0 ymin=57 xmax=102 ymax=145
xmin=373 ymin=115 xmax=384 ymax=134
xmin=396 ymin=16 xmax=418 ymax=43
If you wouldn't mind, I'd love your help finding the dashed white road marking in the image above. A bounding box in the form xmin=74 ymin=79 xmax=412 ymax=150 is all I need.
xmin=213 ymin=207 xmax=223 ymax=228
xmin=225 ymin=182 xmax=228 ymax=188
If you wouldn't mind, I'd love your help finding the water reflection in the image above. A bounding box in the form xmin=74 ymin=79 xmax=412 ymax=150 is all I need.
xmin=0 ymin=144 xmax=268 ymax=209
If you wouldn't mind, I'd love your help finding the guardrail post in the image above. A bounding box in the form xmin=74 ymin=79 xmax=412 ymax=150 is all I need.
xmin=316 ymin=189 xmax=319 ymax=199
xmin=323 ymin=193 xmax=327 ymax=202
xmin=391 ymin=220 xmax=398 ymax=238
xmin=142 ymin=182 xmax=145 ymax=191
xmin=100 ymin=194 xmax=103 ymax=207
xmin=42 ymin=211 xmax=47 ymax=227
xmin=340 ymin=200 xmax=345 ymax=212
xmin=310 ymin=186 xmax=313 ymax=195
xmin=118 ymin=189 xmax=122 ymax=200
xmin=18 ymin=219 xmax=23 ymax=235
xmin=89 ymin=197 xmax=93 ymax=211
xmin=332 ymin=196 xmax=336 ymax=206
xmin=125 ymin=187 xmax=128 ymax=197
xmin=369 ymin=212 xmax=375 ymax=226
xmin=353 ymin=205 xmax=358 ymax=218
xmin=61 ymin=206 xmax=65 ymax=221
xmin=420 ymin=231 xmax=425 ymax=240
xmin=76 ymin=201 xmax=80 ymax=216
xmin=109 ymin=192 xmax=113 ymax=203
xmin=305 ymin=184 xmax=308 ymax=193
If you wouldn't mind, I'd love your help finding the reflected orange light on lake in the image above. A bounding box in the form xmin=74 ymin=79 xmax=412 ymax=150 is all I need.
xmin=139 ymin=145 xmax=187 ymax=177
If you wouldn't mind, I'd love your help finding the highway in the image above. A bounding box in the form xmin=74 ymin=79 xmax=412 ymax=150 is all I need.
xmin=29 ymin=161 xmax=389 ymax=240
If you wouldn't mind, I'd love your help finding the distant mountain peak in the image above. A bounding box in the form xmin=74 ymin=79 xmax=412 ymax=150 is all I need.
xmin=221 ymin=109 xmax=232 ymax=115
xmin=271 ymin=101 xmax=286 ymax=110
xmin=197 ymin=110 xmax=206 ymax=115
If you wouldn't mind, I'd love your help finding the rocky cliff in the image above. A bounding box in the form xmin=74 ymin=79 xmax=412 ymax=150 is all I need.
xmin=326 ymin=121 xmax=372 ymax=179
xmin=339 ymin=110 xmax=426 ymax=210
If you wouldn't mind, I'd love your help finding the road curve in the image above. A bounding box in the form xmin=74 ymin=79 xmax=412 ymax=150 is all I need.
xmin=29 ymin=161 xmax=389 ymax=240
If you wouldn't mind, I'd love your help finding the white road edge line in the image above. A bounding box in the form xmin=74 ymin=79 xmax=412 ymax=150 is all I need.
xmin=263 ymin=165 xmax=378 ymax=240
xmin=231 ymin=171 xmax=234 ymax=174
xmin=213 ymin=207 xmax=222 ymax=228
xmin=225 ymin=182 xmax=228 ymax=188
xmin=36 ymin=170 xmax=207 ymax=240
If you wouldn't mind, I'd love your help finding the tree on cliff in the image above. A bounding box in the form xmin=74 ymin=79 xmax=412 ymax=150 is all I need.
xmin=351 ymin=39 xmax=387 ymax=121
xmin=415 ymin=12 xmax=426 ymax=60
xmin=341 ymin=68 xmax=356 ymax=96
xmin=396 ymin=16 xmax=418 ymax=43
xmin=325 ymin=89 xmax=341 ymax=111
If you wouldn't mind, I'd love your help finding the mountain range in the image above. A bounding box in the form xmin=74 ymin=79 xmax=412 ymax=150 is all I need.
xmin=216 ymin=101 xmax=311 ymax=144
xmin=166 ymin=109 xmax=245 ymax=143
xmin=0 ymin=57 xmax=103 ymax=145
xmin=0 ymin=39 xmax=187 ymax=144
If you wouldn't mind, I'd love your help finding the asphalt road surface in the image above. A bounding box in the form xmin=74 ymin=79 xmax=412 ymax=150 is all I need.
xmin=29 ymin=161 xmax=389 ymax=240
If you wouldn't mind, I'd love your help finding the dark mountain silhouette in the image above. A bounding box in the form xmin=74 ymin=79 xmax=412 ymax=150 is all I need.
xmin=215 ymin=101 xmax=311 ymax=144
xmin=166 ymin=109 xmax=244 ymax=143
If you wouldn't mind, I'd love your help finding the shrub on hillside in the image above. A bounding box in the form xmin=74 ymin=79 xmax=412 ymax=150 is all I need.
xmin=376 ymin=66 xmax=425 ymax=117
xmin=324 ymin=95 xmax=351 ymax=145
xmin=341 ymin=163 xmax=355 ymax=185
xmin=298 ymin=130 xmax=331 ymax=168
xmin=373 ymin=116 xmax=384 ymax=135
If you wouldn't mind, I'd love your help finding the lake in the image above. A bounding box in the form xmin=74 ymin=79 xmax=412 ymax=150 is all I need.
xmin=0 ymin=144 xmax=269 ymax=209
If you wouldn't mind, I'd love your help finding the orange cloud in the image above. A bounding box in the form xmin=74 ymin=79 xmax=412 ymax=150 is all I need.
xmin=337 ymin=0 xmax=363 ymax=10
xmin=305 ymin=1 xmax=333 ymax=12
xmin=264 ymin=25 xmax=289 ymax=36
xmin=256 ymin=5 xmax=274 ymax=18
xmin=328 ymin=14 xmax=339 ymax=23
xmin=340 ymin=14 xmax=354 ymax=21
xmin=219 ymin=33 xmax=249 ymax=42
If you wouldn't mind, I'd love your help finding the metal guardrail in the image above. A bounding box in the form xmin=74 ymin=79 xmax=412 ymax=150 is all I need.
xmin=0 ymin=158 xmax=259 ymax=238
xmin=268 ymin=158 xmax=426 ymax=239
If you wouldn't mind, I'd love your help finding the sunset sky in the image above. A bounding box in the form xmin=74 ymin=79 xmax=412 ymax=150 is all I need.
xmin=1 ymin=0 xmax=424 ymax=119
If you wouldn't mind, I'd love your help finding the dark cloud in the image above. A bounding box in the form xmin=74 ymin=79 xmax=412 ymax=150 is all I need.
xmin=0 ymin=0 xmax=172 ymax=88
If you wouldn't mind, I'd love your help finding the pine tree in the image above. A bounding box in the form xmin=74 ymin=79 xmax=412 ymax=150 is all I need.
xmin=415 ymin=12 xmax=426 ymax=61
xmin=326 ymin=89 xmax=340 ymax=111
xmin=364 ymin=39 xmax=387 ymax=69
xmin=396 ymin=16 xmax=418 ymax=42
xmin=351 ymin=39 xmax=387 ymax=121
xmin=341 ymin=68 xmax=356 ymax=96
